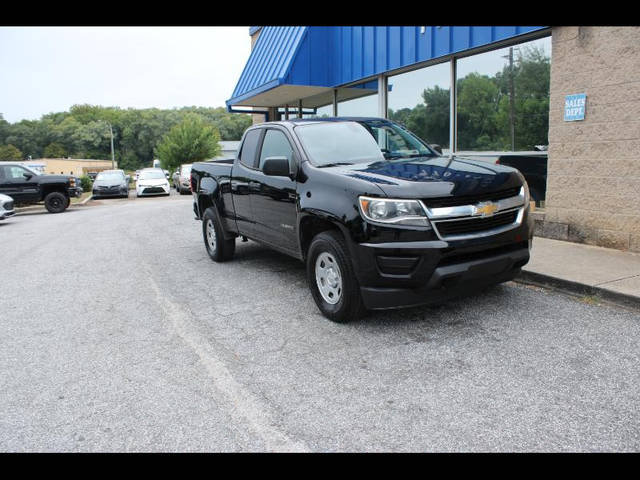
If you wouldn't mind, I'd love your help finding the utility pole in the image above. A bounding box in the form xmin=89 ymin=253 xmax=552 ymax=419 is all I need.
xmin=107 ymin=123 xmax=115 ymax=169
xmin=507 ymin=47 xmax=515 ymax=151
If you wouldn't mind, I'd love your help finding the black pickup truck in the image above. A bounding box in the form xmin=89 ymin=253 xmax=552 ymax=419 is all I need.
xmin=0 ymin=162 xmax=82 ymax=213
xmin=191 ymin=117 xmax=533 ymax=322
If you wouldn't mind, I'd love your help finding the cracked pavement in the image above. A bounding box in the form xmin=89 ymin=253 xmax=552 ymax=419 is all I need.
xmin=1 ymin=194 xmax=639 ymax=452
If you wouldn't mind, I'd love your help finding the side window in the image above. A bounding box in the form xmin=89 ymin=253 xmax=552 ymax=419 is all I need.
xmin=259 ymin=129 xmax=294 ymax=170
xmin=9 ymin=166 xmax=28 ymax=180
xmin=239 ymin=129 xmax=262 ymax=169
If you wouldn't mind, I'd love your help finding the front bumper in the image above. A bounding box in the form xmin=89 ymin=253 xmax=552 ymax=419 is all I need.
xmin=350 ymin=208 xmax=534 ymax=310
xmin=137 ymin=184 xmax=170 ymax=196
xmin=359 ymin=243 xmax=529 ymax=309
xmin=93 ymin=187 xmax=128 ymax=198
xmin=0 ymin=209 xmax=16 ymax=220
xmin=68 ymin=187 xmax=82 ymax=198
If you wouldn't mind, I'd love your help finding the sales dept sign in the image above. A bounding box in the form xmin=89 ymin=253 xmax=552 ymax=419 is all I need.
xmin=564 ymin=93 xmax=587 ymax=121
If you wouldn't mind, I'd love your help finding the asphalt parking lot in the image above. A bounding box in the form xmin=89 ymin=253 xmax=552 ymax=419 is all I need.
xmin=1 ymin=193 xmax=639 ymax=452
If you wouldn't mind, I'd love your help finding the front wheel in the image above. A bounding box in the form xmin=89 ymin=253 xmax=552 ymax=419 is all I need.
xmin=44 ymin=191 xmax=68 ymax=213
xmin=306 ymin=230 xmax=365 ymax=323
xmin=202 ymin=208 xmax=235 ymax=262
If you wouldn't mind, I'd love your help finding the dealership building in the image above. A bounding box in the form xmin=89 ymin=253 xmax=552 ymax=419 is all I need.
xmin=226 ymin=26 xmax=640 ymax=252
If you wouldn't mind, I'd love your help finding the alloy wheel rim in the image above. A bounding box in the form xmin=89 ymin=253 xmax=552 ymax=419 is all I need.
xmin=206 ymin=219 xmax=217 ymax=252
xmin=315 ymin=252 xmax=342 ymax=305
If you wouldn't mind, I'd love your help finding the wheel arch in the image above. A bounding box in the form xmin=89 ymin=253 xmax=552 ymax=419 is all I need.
xmin=298 ymin=213 xmax=351 ymax=261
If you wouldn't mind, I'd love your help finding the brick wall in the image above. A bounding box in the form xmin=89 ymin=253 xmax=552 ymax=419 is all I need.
xmin=546 ymin=26 xmax=640 ymax=252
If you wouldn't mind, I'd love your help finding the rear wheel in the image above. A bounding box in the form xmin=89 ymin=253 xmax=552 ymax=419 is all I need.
xmin=44 ymin=191 xmax=68 ymax=213
xmin=306 ymin=230 xmax=365 ymax=323
xmin=202 ymin=207 xmax=235 ymax=262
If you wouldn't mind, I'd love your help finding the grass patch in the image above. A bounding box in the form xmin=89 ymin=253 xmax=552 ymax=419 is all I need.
xmin=580 ymin=295 xmax=600 ymax=305
xmin=70 ymin=192 xmax=92 ymax=204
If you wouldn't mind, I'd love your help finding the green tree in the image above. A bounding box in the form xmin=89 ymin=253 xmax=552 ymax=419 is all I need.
xmin=0 ymin=114 xmax=9 ymax=145
xmin=43 ymin=142 xmax=67 ymax=158
xmin=0 ymin=105 xmax=250 ymax=168
xmin=0 ymin=144 xmax=23 ymax=161
xmin=154 ymin=114 xmax=221 ymax=173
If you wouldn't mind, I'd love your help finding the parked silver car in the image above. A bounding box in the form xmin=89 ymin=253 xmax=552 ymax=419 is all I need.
xmin=173 ymin=164 xmax=192 ymax=195
xmin=0 ymin=193 xmax=16 ymax=220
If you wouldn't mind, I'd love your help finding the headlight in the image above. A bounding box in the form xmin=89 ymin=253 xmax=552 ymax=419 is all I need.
xmin=516 ymin=173 xmax=530 ymax=204
xmin=358 ymin=196 xmax=430 ymax=227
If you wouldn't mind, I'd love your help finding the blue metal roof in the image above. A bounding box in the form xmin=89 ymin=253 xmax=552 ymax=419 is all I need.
xmin=227 ymin=26 xmax=549 ymax=109
xmin=228 ymin=26 xmax=309 ymax=106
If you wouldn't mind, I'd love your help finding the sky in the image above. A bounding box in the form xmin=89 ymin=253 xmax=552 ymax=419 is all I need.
xmin=0 ymin=27 xmax=251 ymax=123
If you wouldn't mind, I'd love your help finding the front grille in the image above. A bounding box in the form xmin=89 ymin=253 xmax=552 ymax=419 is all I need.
xmin=424 ymin=187 xmax=521 ymax=208
xmin=4 ymin=201 xmax=13 ymax=211
xmin=434 ymin=210 xmax=518 ymax=237
xmin=143 ymin=187 xmax=165 ymax=194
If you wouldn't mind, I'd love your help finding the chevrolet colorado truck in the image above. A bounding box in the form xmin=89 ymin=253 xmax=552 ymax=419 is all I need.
xmin=0 ymin=162 xmax=82 ymax=213
xmin=191 ymin=117 xmax=533 ymax=322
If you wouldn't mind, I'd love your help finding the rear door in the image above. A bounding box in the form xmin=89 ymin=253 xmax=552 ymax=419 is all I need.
xmin=250 ymin=127 xmax=299 ymax=251
xmin=230 ymin=128 xmax=263 ymax=236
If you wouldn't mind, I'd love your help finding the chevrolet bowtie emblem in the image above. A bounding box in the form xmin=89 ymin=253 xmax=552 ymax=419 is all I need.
xmin=474 ymin=201 xmax=499 ymax=217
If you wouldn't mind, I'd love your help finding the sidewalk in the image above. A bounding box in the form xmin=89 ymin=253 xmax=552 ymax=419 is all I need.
xmin=518 ymin=236 xmax=640 ymax=309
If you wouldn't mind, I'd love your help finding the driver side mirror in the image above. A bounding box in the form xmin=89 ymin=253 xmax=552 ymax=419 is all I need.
xmin=262 ymin=156 xmax=291 ymax=178
xmin=430 ymin=144 xmax=443 ymax=155
xmin=23 ymin=173 xmax=33 ymax=180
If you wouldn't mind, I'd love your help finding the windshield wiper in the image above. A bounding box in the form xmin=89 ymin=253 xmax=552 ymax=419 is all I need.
xmin=383 ymin=152 xmax=435 ymax=160
xmin=317 ymin=162 xmax=355 ymax=168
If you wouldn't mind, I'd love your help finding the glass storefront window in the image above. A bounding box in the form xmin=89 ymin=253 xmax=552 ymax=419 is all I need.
xmin=337 ymin=80 xmax=379 ymax=117
xmin=456 ymin=36 xmax=551 ymax=152
xmin=310 ymin=104 xmax=333 ymax=118
xmin=387 ymin=61 xmax=450 ymax=152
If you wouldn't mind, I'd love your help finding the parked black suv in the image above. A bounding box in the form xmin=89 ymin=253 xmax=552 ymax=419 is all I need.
xmin=191 ymin=118 xmax=533 ymax=322
xmin=0 ymin=163 xmax=82 ymax=213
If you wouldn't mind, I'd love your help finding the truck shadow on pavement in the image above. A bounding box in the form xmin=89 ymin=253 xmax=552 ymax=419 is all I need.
xmin=229 ymin=239 xmax=508 ymax=328
xmin=15 ymin=208 xmax=83 ymax=217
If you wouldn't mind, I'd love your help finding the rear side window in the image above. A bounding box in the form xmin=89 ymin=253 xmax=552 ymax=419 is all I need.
xmin=259 ymin=130 xmax=294 ymax=170
xmin=239 ymin=129 xmax=262 ymax=168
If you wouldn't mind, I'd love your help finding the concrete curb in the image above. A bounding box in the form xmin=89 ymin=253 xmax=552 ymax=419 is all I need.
xmin=516 ymin=269 xmax=640 ymax=311
xmin=79 ymin=195 xmax=93 ymax=205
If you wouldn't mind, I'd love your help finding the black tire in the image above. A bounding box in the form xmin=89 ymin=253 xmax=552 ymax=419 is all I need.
xmin=306 ymin=230 xmax=365 ymax=323
xmin=44 ymin=191 xmax=68 ymax=213
xmin=202 ymin=207 xmax=235 ymax=262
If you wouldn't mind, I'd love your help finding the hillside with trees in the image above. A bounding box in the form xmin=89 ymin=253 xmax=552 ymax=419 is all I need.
xmin=0 ymin=106 xmax=251 ymax=170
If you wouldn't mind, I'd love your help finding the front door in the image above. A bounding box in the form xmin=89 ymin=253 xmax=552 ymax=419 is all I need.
xmin=250 ymin=128 xmax=298 ymax=252
xmin=0 ymin=165 xmax=40 ymax=203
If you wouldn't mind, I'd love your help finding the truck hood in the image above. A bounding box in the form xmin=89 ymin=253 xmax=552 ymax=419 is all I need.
xmin=322 ymin=155 xmax=523 ymax=199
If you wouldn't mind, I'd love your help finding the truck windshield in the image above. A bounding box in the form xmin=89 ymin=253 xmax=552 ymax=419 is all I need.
xmin=295 ymin=120 xmax=435 ymax=167
xmin=358 ymin=119 xmax=435 ymax=160
xmin=295 ymin=122 xmax=385 ymax=167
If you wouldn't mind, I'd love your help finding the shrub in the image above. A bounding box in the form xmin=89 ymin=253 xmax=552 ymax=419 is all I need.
xmin=79 ymin=175 xmax=93 ymax=192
